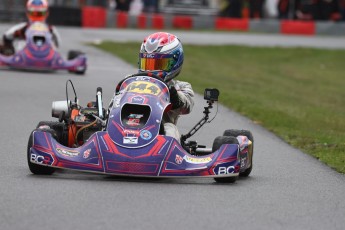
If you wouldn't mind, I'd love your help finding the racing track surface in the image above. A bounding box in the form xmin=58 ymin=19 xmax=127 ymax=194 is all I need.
xmin=0 ymin=24 xmax=344 ymax=230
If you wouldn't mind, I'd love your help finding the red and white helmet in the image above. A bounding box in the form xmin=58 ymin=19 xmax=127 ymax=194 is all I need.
xmin=26 ymin=0 xmax=49 ymax=22
xmin=139 ymin=32 xmax=184 ymax=81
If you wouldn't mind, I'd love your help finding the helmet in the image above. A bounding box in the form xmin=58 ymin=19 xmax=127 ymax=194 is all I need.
xmin=26 ymin=0 xmax=49 ymax=22
xmin=139 ymin=32 xmax=184 ymax=81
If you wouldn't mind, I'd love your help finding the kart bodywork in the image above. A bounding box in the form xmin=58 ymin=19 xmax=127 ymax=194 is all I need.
xmin=30 ymin=130 xmax=244 ymax=177
xmin=0 ymin=22 xmax=86 ymax=74
xmin=28 ymin=75 xmax=253 ymax=182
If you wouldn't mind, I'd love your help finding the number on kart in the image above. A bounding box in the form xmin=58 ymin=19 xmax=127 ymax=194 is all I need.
xmin=126 ymin=81 xmax=161 ymax=96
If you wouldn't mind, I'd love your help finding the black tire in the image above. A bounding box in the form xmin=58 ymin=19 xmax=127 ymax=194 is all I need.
xmin=67 ymin=50 xmax=84 ymax=60
xmin=74 ymin=68 xmax=86 ymax=75
xmin=27 ymin=130 xmax=56 ymax=175
xmin=212 ymin=136 xmax=239 ymax=152
xmin=36 ymin=121 xmax=67 ymax=145
xmin=212 ymin=136 xmax=239 ymax=183
xmin=214 ymin=176 xmax=238 ymax=183
xmin=67 ymin=50 xmax=86 ymax=75
xmin=223 ymin=129 xmax=254 ymax=177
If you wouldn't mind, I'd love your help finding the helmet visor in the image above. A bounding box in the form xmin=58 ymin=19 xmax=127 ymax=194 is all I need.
xmin=139 ymin=53 xmax=174 ymax=72
xmin=27 ymin=7 xmax=47 ymax=20
xmin=28 ymin=11 xmax=47 ymax=17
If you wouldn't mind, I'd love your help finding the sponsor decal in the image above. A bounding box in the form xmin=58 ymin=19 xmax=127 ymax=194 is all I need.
xmin=175 ymin=154 xmax=183 ymax=164
xmin=83 ymin=148 xmax=91 ymax=159
xmin=240 ymin=157 xmax=247 ymax=168
xmin=127 ymin=114 xmax=144 ymax=126
xmin=131 ymin=96 xmax=145 ymax=104
xmin=140 ymin=130 xmax=152 ymax=140
xmin=123 ymin=137 xmax=138 ymax=144
xmin=238 ymin=136 xmax=249 ymax=151
xmin=30 ymin=153 xmax=51 ymax=164
xmin=77 ymin=66 xmax=85 ymax=71
xmin=217 ymin=166 xmax=235 ymax=175
xmin=126 ymin=81 xmax=161 ymax=96
xmin=142 ymin=53 xmax=156 ymax=58
xmin=114 ymin=96 xmax=121 ymax=108
xmin=56 ymin=148 xmax=79 ymax=157
xmin=127 ymin=118 xmax=140 ymax=126
xmin=183 ymin=156 xmax=212 ymax=164
xmin=214 ymin=163 xmax=236 ymax=175
xmin=123 ymin=129 xmax=140 ymax=136
xmin=135 ymin=76 xmax=150 ymax=81
xmin=129 ymin=114 xmax=144 ymax=119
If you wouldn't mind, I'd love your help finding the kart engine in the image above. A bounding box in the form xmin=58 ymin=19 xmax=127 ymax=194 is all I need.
xmin=51 ymin=86 xmax=105 ymax=147
xmin=72 ymin=106 xmax=103 ymax=146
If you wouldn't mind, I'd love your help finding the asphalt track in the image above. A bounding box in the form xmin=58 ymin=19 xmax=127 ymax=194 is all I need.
xmin=0 ymin=24 xmax=344 ymax=230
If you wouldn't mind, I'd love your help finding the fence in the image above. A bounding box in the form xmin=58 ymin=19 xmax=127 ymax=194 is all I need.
xmin=0 ymin=0 xmax=344 ymax=35
xmin=0 ymin=0 xmax=26 ymax=22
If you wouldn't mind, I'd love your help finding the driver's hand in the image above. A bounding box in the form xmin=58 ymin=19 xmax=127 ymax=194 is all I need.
xmin=169 ymin=86 xmax=182 ymax=109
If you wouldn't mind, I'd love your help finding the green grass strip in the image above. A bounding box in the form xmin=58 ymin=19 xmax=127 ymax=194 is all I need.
xmin=92 ymin=41 xmax=345 ymax=174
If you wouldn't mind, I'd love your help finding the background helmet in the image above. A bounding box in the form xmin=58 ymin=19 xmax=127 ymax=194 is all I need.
xmin=26 ymin=0 xmax=49 ymax=22
xmin=139 ymin=32 xmax=184 ymax=81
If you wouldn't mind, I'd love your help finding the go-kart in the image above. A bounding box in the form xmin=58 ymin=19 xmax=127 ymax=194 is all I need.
xmin=27 ymin=73 xmax=254 ymax=183
xmin=0 ymin=22 xmax=86 ymax=74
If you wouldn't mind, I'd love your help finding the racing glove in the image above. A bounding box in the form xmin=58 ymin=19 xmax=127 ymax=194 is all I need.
xmin=169 ymin=86 xmax=182 ymax=110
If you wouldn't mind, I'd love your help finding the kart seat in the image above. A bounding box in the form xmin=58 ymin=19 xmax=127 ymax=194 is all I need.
xmin=121 ymin=104 xmax=150 ymax=129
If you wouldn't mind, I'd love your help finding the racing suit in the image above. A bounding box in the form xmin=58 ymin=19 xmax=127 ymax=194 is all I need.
xmin=109 ymin=78 xmax=194 ymax=142
xmin=1 ymin=22 xmax=61 ymax=54
xmin=164 ymin=80 xmax=194 ymax=142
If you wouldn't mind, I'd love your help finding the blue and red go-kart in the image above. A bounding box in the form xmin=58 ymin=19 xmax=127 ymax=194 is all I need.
xmin=27 ymin=73 xmax=254 ymax=183
xmin=0 ymin=22 xmax=86 ymax=74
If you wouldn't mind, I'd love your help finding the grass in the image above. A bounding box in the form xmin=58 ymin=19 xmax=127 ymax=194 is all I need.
xmin=91 ymin=41 xmax=345 ymax=174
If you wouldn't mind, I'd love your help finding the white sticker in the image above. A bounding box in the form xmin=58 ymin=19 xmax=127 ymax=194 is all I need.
xmin=123 ymin=137 xmax=138 ymax=144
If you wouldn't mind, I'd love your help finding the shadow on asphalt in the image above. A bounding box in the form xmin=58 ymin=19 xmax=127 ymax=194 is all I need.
xmin=0 ymin=67 xmax=85 ymax=76
xmin=26 ymin=168 xmax=255 ymax=186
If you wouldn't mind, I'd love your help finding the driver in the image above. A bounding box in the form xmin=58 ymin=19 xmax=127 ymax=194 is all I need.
xmin=139 ymin=32 xmax=194 ymax=142
xmin=110 ymin=32 xmax=194 ymax=142
xmin=0 ymin=0 xmax=61 ymax=55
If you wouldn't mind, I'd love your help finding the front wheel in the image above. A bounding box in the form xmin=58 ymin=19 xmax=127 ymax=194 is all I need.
xmin=67 ymin=50 xmax=86 ymax=75
xmin=214 ymin=176 xmax=238 ymax=183
xmin=67 ymin=50 xmax=84 ymax=60
xmin=223 ymin=129 xmax=254 ymax=177
xmin=27 ymin=130 xmax=56 ymax=175
xmin=212 ymin=136 xmax=239 ymax=183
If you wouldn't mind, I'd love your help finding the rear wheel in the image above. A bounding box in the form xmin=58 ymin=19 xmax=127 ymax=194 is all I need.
xmin=223 ymin=129 xmax=254 ymax=177
xmin=27 ymin=130 xmax=56 ymax=175
xmin=212 ymin=136 xmax=239 ymax=183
